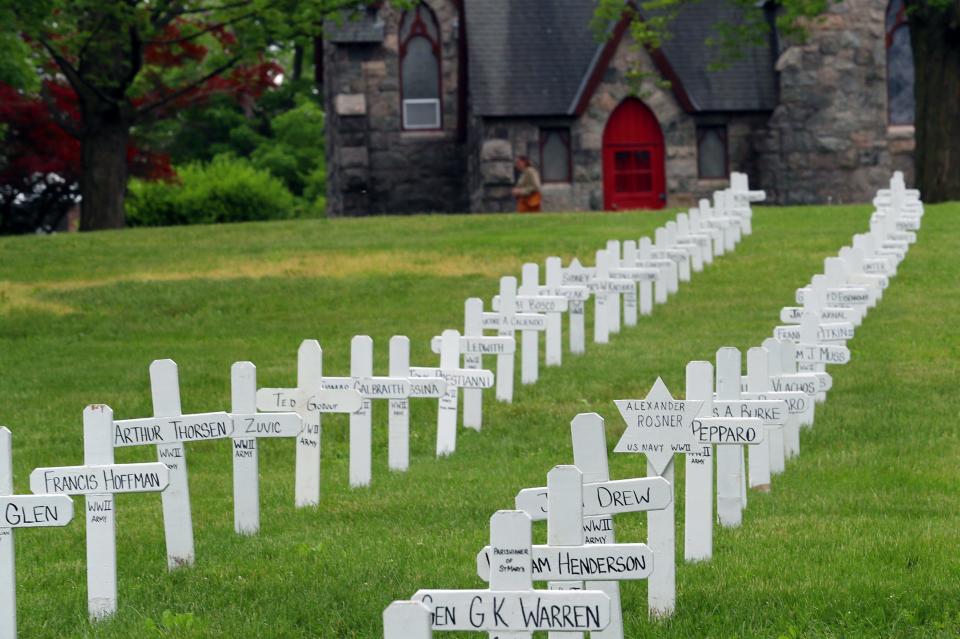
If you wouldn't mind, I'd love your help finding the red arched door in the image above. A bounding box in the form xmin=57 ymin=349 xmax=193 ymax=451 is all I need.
xmin=602 ymin=98 xmax=666 ymax=210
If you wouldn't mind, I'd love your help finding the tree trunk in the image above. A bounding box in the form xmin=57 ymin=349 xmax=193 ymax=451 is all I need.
xmin=909 ymin=1 xmax=960 ymax=202
xmin=79 ymin=112 xmax=130 ymax=231
xmin=292 ymin=43 xmax=304 ymax=82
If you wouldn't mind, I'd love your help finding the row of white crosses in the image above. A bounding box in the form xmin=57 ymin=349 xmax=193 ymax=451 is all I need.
xmin=463 ymin=173 xmax=766 ymax=409
xmin=386 ymin=172 xmax=925 ymax=634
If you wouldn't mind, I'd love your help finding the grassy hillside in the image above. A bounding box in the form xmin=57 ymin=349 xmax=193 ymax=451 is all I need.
xmin=1 ymin=204 xmax=958 ymax=638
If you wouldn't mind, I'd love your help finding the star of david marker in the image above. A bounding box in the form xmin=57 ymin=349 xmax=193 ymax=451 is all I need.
xmin=613 ymin=378 xmax=703 ymax=475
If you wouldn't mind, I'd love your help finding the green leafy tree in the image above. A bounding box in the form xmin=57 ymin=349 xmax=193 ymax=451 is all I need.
xmin=594 ymin=0 xmax=960 ymax=202
xmin=0 ymin=0 xmax=371 ymax=230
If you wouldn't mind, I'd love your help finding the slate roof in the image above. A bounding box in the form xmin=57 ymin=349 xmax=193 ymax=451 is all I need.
xmin=464 ymin=0 xmax=777 ymax=116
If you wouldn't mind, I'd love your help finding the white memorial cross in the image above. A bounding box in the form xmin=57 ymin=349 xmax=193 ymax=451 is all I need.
xmin=839 ymin=246 xmax=890 ymax=298
xmin=322 ymin=335 xmax=415 ymax=488
xmin=543 ymin=257 xmax=589 ymax=364
xmin=384 ymin=600 xmax=433 ymax=639
xmin=768 ymin=338 xmax=822 ymax=431
xmin=414 ymin=329 xmax=495 ymax=457
xmin=713 ymin=190 xmax=745 ymax=246
xmin=610 ymin=242 xmax=658 ymax=328
xmin=674 ymin=212 xmax=712 ymax=270
xmin=390 ymin=336 xmax=447 ymax=471
xmin=689 ymin=204 xmax=725 ymax=258
xmin=229 ymin=361 xmax=303 ymax=535
xmin=663 ymin=221 xmax=697 ymax=282
xmin=560 ymin=258 xmax=596 ymax=354
xmin=825 ymin=256 xmax=882 ymax=308
xmin=755 ymin=338 xmax=811 ymax=464
xmin=492 ymin=264 xmax=565 ymax=385
xmin=30 ymin=405 xmax=169 ymax=620
xmin=589 ymin=249 xmax=634 ymax=345
xmin=650 ymin=227 xmax=687 ymax=291
xmin=413 ymin=510 xmax=611 ymax=636
xmin=699 ymin=197 xmax=738 ymax=253
xmin=682 ymin=361 xmax=765 ymax=561
xmin=713 ymin=349 xmax=750 ymax=526
xmin=605 ymin=241 xmax=623 ymax=335
xmin=1 ymin=428 xmax=74 ymax=639
xmin=482 ymin=276 xmax=546 ymax=402
xmin=255 ymin=339 xmax=362 ymax=507
xmin=634 ymin=236 xmax=674 ymax=305
xmin=113 ymin=359 xmax=231 ymax=569
xmin=852 ymin=233 xmax=898 ymax=277
xmin=738 ymin=347 xmax=788 ymax=491
xmin=478 ymin=465 xmax=654 ymax=639
xmin=614 ymin=377 xmax=741 ymax=617
xmin=729 ymin=171 xmax=766 ymax=235
xmin=434 ymin=302 xmax=514 ymax=431
xmin=794 ymin=313 xmax=851 ymax=375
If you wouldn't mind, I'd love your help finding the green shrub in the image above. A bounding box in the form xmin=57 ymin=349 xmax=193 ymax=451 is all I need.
xmin=127 ymin=156 xmax=296 ymax=227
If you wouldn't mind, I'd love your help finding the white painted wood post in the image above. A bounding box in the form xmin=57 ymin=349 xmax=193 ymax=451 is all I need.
xmin=716 ymin=348 xmax=744 ymax=527
xmin=383 ymin=601 xmax=432 ymax=639
xmin=520 ymin=263 xmax=540 ymax=385
xmin=463 ymin=298 xmax=485 ymax=429
xmin=0 ymin=428 xmax=13 ymax=639
xmin=684 ymin=361 xmax=714 ymax=563
xmin=350 ymin=335 xmax=374 ymax=488
xmin=605 ymin=240 xmax=622 ymax=334
xmin=621 ymin=240 xmax=639 ymax=327
xmin=296 ymin=340 xmax=323 ymax=506
xmin=647 ymin=455 xmax=675 ymax=618
xmin=496 ymin=276 xmax=517 ymax=403
xmin=231 ymin=362 xmax=260 ymax=535
xmin=84 ymin=405 xmax=119 ymax=619
xmin=654 ymin=228 xmax=680 ymax=296
xmin=547 ymin=465 xmax=586 ymax=639
xmin=757 ymin=341 xmax=787 ymax=475
xmin=570 ymin=413 xmax=623 ymax=639
xmin=544 ymin=257 xmax=564 ymax=366
xmin=562 ymin=259 xmax=591 ymax=353
xmin=389 ymin=336 xmax=411 ymax=471
xmin=594 ymin=249 xmax=610 ymax=344
xmin=150 ymin=359 xmax=194 ymax=569
xmin=490 ymin=510 xmax=534 ymax=639
xmin=745 ymin=347 xmax=772 ymax=491
xmin=436 ymin=330 xmax=461 ymax=457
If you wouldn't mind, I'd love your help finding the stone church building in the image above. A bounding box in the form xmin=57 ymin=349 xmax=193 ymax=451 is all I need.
xmin=323 ymin=0 xmax=915 ymax=215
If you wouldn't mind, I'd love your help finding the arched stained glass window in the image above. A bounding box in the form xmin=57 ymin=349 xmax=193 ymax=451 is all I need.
xmin=886 ymin=0 xmax=915 ymax=125
xmin=399 ymin=3 xmax=442 ymax=130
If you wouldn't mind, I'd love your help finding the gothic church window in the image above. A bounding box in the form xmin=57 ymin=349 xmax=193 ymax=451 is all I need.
xmin=886 ymin=0 xmax=915 ymax=125
xmin=400 ymin=3 xmax=442 ymax=130
xmin=540 ymin=129 xmax=572 ymax=183
xmin=697 ymin=125 xmax=728 ymax=179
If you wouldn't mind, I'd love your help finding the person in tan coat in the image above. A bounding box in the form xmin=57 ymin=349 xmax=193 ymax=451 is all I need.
xmin=511 ymin=155 xmax=542 ymax=212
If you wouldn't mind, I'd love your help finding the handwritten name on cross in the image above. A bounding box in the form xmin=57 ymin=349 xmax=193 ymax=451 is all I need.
xmin=30 ymin=405 xmax=169 ymax=621
xmin=255 ymin=339 xmax=363 ymax=507
xmin=113 ymin=358 xmax=230 ymax=569
xmin=1 ymin=428 xmax=74 ymax=639
xmin=482 ymin=276 xmax=546 ymax=403
xmin=229 ymin=361 xmax=302 ymax=535
xmin=413 ymin=329 xmax=494 ymax=457
xmin=413 ymin=511 xmax=611 ymax=635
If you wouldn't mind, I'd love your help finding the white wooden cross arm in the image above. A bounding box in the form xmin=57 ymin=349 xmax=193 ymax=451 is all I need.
xmin=30 ymin=405 xmax=169 ymax=621
xmin=412 ymin=510 xmax=611 ymax=635
xmin=112 ymin=358 xmax=231 ymax=570
xmin=255 ymin=339 xmax=363 ymax=507
xmin=413 ymin=329 xmax=494 ymax=457
xmin=2 ymin=427 xmax=75 ymax=639
xmin=229 ymin=361 xmax=303 ymax=536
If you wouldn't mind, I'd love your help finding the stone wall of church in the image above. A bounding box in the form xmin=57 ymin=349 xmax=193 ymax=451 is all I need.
xmin=757 ymin=0 xmax=916 ymax=204
xmin=324 ymin=0 xmax=467 ymax=216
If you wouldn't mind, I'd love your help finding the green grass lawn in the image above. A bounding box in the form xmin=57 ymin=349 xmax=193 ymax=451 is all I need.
xmin=1 ymin=204 xmax=958 ymax=638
